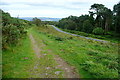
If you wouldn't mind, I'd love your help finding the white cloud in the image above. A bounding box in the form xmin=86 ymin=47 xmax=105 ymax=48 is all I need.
xmin=1 ymin=0 xmax=119 ymax=18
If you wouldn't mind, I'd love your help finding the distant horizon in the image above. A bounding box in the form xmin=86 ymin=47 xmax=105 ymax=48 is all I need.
xmin=18 ymin=16 xmax=62 ymax=21
xmin=17 ymin=16 xmax=63 ymax=18
xmin=1 ymin=0 xmax=119 ymax=18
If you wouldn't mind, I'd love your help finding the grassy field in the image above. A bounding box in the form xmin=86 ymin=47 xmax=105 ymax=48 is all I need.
xmin=3 ymin=25 xmax=119 ymax=78
xmin=31 ymin=25 xmax=118 ymax=78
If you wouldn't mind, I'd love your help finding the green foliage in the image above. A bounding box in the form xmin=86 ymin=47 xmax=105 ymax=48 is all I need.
xmin=58 ymin=15 xmax=91 ymax=31
xmin=32 ymin=17 xmax=42 ymax=26
xmin=90 ymin=3 xmax=113 ymax=32
xmin=92 ymin=27 xmax=104 ymax=35
xmin=82 ymin=20 xmax=93 ymax=33
xmin=2 ymin=25 xmax=20 ymax=44
xmin=58 ymin=14 xmax=94 ymax=33
xmin=43 ymin=21 xmax=59 ymax=26
xmin=1 ymin=9 xmax=30 ymax=50
xmin=57 ymin=3 xmax=120 ymax=39
xmin=63 ymin=29 xmax=120 ymax=43
xmin=81 ymin=51 xmax=118 ymax=78
xmin=54 ymin=36 xmax=65 ymax=41
xmin=2 ymin=10 xmax=11 ymax=26
xmin=58 ymin=17 xmax=77 ymax=30
xmin=81 ymin=61 xmax=118 ymax=78
xmin=113 ymin=2 xmax=120 ymax=33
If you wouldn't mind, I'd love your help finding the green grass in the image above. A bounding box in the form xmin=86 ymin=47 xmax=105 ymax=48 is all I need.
xmin=61 ymin=29 xmax=120 ymax=43
xmin=28 ymin=28 xmax=64 ymax=78
xmin=3 ymin=27 xmax=64 ymax=78
xmin=2 ymin=25 xmax=119 ymax=78
xmin=2 ymin=35 xmax=36 ymax=78
xmin=31 ymin=25 xmax=118 ymax=78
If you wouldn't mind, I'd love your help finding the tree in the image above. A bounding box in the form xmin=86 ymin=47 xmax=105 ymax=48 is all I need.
xmin=58 ymin=18 xmax=77 ymax=30
xmin=66 ymin=19 xmax=77 ymax=30
xmin=82 ymin=20 xmax=93 ymax=33
xmin=89 ymin=11 xmax=95 ymax=26
xmin=113 ymin=2 xmax=120 ymax=33
xmin=90 ymin=4 xmax=113 ymax=32
xmin=77 ymin=15 xmax=90 ymax=31
xmin=32 ymin=17 xmax=42 ymax=26
xmin=103 ymin=8 xmax=113 ymax=32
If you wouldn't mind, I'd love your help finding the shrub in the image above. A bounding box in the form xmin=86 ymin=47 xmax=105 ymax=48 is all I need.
xmin=92 ymin=27 xmax=104 ymax=35
xmin=32 ymin=17 xmax=42 ymax=26
xmin=67 ymin=37 xmax=73 ymax=40
xmin=2 ymin=9 xmax=30 ymax=50
xmin=2 ymin=24 xmax=27 ymax=49
xmin=81 ymin=61 xmax=118 ymax=78
xmin=55 ymin=36 xmax=64 ymax=41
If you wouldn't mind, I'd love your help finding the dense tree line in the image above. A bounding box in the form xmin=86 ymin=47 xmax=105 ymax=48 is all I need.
xmin=42 ymin=21 xmax=58 ymax=25
xmin=1 ymin=9 xmax=31 ymax=49
xmin=57 ymin=3 xmax=120 ymax=35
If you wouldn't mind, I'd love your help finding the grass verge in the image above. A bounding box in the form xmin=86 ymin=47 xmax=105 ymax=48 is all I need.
xmin=61 ymin=28 xmax=120 ymax=43
xmin=2 ymin=35 xmax=36 ymax=78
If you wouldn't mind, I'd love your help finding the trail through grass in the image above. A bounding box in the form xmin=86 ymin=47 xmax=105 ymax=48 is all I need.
xmin=3 ymin=25 xmax=119 ymax=78
xmin=31 ymin=25 xmax=118 ymax=78
xmin=3 ymin=26 xmax=80 ymax=78
xmin=29 ymin=28 xmax=80 ymax=78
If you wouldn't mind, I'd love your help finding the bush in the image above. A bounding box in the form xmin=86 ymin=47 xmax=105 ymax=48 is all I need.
xmin=2 ymin=24 xmax=27 ymax=49
xmin=2 ymin=9 xmax=29 ymax=50
xmin=92 ymin=27 xmax=104 ymax=35
xmin=32 ymin=17 xmax=42 ymax=26
xmin=81 ymin=61 xmax=118 ymax=78
xmin=54 ymin=36 xmax=64 ymax=41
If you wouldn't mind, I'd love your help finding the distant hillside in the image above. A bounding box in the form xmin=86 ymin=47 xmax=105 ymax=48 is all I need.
xmin=19 ymin=17 xmax=61 ymax=21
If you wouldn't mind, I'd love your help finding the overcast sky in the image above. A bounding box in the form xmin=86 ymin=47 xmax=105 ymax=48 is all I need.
xmin=1 ymin=0 xmax=119 ymax=18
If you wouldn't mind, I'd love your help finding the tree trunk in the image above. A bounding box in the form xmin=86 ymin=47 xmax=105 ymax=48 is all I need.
xmin=105 ymin=19 xmax=108 ymax=33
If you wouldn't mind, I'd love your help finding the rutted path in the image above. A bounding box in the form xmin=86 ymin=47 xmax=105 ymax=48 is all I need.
xmin=29 ymin=34 xmax=43 ymax=77
xmin=29 ymin=34 xmax=41 ymax=58
xmin=54 ymin=55 xmax=80 ymax=78
xmin=28 ymin=33 xmax=80 ymax=78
